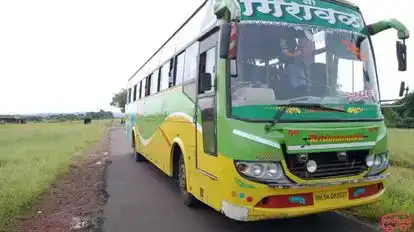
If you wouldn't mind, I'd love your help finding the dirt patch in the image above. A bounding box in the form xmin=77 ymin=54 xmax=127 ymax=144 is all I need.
xmin=12 ymin=127 xmax=114 ymax=232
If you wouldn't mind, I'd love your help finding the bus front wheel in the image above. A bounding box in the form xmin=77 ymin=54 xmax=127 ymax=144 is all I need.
xmin=178 ymin=154 xmax=198 ymax=207
xmin=132 ymin=132 xmax=145 ymax=162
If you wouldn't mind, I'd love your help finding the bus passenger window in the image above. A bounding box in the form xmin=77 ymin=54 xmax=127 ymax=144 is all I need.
xmin=145 ymin=75 xmax=151 ymax=96
xmin=168 ymin=58 xmax=175 ymax=88
xmin=138 ymin=81 xmax=142 ymax=99
xmin=133 ymin=84 xmax=137 ymax=101
xmin=151 ymin=71 xmax=159 ymax=94
xmin=160 ymin=63 xmax=170 ymax=91
xmin=175 ymin=52 xmax=185 ymax=86
xmin=140 ymin=79 xmax=146 ymax=98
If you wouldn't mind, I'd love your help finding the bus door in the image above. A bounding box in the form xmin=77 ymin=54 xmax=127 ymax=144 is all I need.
xmin=195 ymin=30 xmax=219 ymax=178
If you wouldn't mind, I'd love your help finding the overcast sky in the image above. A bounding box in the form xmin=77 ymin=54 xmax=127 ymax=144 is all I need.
xmin=0 ymin=0 xmax=412 ymax=114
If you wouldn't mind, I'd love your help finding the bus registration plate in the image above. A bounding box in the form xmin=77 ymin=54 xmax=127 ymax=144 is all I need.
xmin=315 ymin=190 xmax=348 ymax=202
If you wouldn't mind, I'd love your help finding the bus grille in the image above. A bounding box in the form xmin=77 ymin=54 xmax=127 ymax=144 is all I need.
xmin=284 ymin=150 xmax=369 ymax=180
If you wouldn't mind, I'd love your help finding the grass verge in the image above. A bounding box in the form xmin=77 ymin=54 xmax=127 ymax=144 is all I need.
xmin=343 ymin=128 xmax=414 ymax=229
xmin=0 ymin=120 xmax=111 ymax=231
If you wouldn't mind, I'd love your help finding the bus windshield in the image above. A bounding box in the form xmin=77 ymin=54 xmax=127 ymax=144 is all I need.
xmin=230 ymin=22 xmax=381 ymax=121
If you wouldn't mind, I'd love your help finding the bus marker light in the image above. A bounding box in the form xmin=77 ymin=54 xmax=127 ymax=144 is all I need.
xmin=246 ymin=196 xmax=253 ymax=202
xmin=239 ymin=193 xmax=245 ymax=199
xmin=232 ymin=191 xmax=237 ymax=197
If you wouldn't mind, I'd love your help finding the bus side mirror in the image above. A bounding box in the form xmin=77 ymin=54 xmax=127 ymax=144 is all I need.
xmin=379 ymin=81 xmax=409 ymax=108
xmin=399 ymin=81 xmax=409 ymax=97
xmin=219 ymin=23 xmax=237 ymax=59
xmin=200 ymin=73 xmax=212 ymax=92
xmin=397 ymin=40 xmax=407 ymax=71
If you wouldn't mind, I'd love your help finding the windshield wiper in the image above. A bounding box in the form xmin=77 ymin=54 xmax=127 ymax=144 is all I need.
xmin=264 ymin=103 xmax=348 ymax=133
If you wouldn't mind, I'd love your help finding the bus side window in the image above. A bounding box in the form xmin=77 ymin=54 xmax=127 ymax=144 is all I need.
xmin=138 ymin=80 xmax=143 ymax=99
xmin=168 ymin=58 xmax=175 ymax=88
xmin=175 ymin=51 xmax=185 ymax=86
xmin=150 ymin=70 xmax=159 ymax=95
xmin=145 ymin=75 xmax=152 ymax=96
xmin=156 ymin=68 xmax=161 ymax=92
xmin=141 ymin=78 xmax=146 ymax=98
xmin=133 ymin=84 xmax=137 ymax=101
xmin=198 ymin=46 xmax=216 ymax=94
xmin=160 ymin=62 xmax=170 ymax=91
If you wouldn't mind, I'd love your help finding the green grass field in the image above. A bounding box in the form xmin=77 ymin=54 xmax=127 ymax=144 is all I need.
xmin=345 ymin=129 xmax=414 ymax=225
xmin=0 ymin=120 xmax=111 ymax=230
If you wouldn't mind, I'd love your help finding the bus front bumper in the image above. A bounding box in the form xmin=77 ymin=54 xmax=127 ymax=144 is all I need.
xmin=220 ymin=173 xmax=389 ymax=221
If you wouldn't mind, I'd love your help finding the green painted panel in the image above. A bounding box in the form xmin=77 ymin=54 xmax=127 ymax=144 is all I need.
xmin=237 ymin=0 xmax=367 ymax=34
xmin=132 ymin=87 xmax=195 ymax=139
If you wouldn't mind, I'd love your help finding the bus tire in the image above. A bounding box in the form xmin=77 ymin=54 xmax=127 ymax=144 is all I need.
xmin=132 ymin=131 xmax=145 ymax=162
xmin=135 ymin=151 xmax=145 ymax=162
xmin=177 ymin=153 xmax=198 ymax=208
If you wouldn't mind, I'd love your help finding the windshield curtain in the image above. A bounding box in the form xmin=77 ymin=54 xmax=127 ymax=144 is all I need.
xmin=229 ymin=22 xmax=381 ymax=121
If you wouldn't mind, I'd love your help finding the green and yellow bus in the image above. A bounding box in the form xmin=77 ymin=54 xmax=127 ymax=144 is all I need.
xmin=125 ymin=0 xmax=410 ymax=221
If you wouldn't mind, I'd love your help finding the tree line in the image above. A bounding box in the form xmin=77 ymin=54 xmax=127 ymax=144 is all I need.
xmin=382 ymin=91 xmax=414 ymax=128
xmin=1 ymin=110 xmax=115 ymax=123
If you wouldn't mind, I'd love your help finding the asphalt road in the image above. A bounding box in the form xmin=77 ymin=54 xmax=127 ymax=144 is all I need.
xmin=102 ymin=126 xmax=379 ymax=232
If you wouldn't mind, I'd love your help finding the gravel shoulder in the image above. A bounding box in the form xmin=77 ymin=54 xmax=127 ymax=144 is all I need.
xmin=12 ymin=127 xmax=113 ymax=232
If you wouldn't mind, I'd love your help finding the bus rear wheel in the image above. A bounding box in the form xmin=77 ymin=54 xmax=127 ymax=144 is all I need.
xmin=177 ymin=154 xmax=198 ymax=207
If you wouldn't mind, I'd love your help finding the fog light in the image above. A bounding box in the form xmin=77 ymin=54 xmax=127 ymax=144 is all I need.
xmin=306 ymin=160 xmax=317 ymax=173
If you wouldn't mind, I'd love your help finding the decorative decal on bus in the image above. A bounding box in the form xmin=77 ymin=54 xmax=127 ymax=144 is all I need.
xmin=289 ymin=196 xmax=306 ymax=205
xmin=288 ymin=130 xmax=299 ymax=136
xmin=368 ymin=127 xmax=378 ymax=133
xmin=347 ymin=107 xmax=365 ymax=114
xmin=343 ymin=90 xmax=375 ymax=102
xmin=235 ymin=178 xmax=256 ymax=188
xmin=341 ymin=40 xmax=367 ymax=60
xmin=353 ymin=187 xmax=366 ymax=197
xmin=238 ymin=0 xmax=365 ymax=33
xmin=306 ymin=134 xmax=365 ymax=143
xmin=273 ymin=106 xmax=302 ymax=114
xmin=271 ymin=105 xmax=366 ymax=114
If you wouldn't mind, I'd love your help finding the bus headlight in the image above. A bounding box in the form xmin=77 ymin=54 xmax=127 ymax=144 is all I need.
xmin=374 ymin=156 xmax=382 ymax=167
xmin=366 ymin=154 xmax=375 ymax=167
xmin=235 ymin=161 xmax=288 ymax=182
xmin=251 ymin=164 xmax=264 ymax=177
xmin=366 ymin=152 xmax=390 ymax=176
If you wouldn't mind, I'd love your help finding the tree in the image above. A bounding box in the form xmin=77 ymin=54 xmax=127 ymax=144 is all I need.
xmin=110 ymin=88 xmax=127 ymax=113
xmin=383 ymin=91 xmax=414 ymax=128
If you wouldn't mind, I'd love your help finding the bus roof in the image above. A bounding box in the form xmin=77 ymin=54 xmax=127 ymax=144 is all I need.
xmin=330 ymin=0 xmax=358 ymax=8
xmin=128 ymin=0 xmax=209 ymax=82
